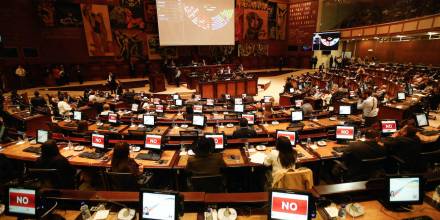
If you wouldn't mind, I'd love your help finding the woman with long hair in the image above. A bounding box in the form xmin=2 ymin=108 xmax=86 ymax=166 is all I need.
xmin=111 ymin=142 xmax=140 ymax=176
xmin=264 ymin=136 xmax=298 ymax=173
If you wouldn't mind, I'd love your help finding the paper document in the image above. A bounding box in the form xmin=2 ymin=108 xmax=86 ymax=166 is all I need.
xmin=249 ymin=152 xmax=267 ymax=164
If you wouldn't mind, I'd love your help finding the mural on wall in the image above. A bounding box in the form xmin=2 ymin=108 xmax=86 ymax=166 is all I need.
xmin=114 ymin=29 xmax=145 ymax=61
xmin=267 ymin=1 xmax=277 ymax=40
xmin=37 ymin=0 xmax=55 ymax=27
xmin=243 ymin=9 xmax=268 ymax=40
xmin=235 ymin=8 xmax=244 ymax=41
xmin=146 ymin=35 xmax=177 ymax=60
xmin=238 ymin=42 xmax=268 ymax=57
xmin=81 ymin=4 xmax=115 ymax=56
xmin=144 ymin=2 xmax=158 ymax=33
xmin=276 ymin=3 xmax=288 ymax=40
xmin=55 ymin=2 xmax=82 ymax=27
xmin=109 ymin=0 xmax=145 ymax=29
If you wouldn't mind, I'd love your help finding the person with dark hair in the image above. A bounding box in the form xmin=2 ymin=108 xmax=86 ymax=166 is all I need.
xmin=233 ymin=118 xmax=257 ymax=138
xmin=264 ymin=136 xmax=298 ymax=174
xmin=35 ymin=139 xmax=76 ymax=188
xmin=111 ymin=142 xmax=140 ymax=176
xmin=186 ymin=137 xmax=225 ymax=176
xmin=357 ymin=90 xmax=379 ymax=127
xmin=184 ymin=104 xmax=194 ymax=121
xmin=77 ymin=120 xmax=89 ymax=133
xmin=31 ymin=90 xmax=46 ymax=108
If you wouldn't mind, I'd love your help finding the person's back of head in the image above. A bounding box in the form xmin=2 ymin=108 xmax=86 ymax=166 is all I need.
xmin=239 ymin=118 xmax=248 ymax=128
xmin=111 ymin=142 xmax=130 ymax=169
xmin=103 ymin=104 xmax=111 ymax=111
xmin=34 ymin=91 xmax=40 ymax=97
xmin=40 ymin=139 xmax=60 ymax=161
xmin=301 ymin=103 xmax=314 ymax=116
xmin=365 ymin=128 xmax=380 ymax=142
xmin=77 ymin=120 xmax=89 ymax=132
xmin=275 ymin=136 xmax=297 ymax=169
xmin=193 ymin=137 xmax=214 ymax=157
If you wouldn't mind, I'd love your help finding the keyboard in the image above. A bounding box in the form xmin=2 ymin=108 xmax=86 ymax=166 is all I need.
xmin=289 ymin=122 xmax=305 ymax=128
xmin=420 ymin=130 xmax=440 ymax=136
xmin=23 ymin=146 xmax=41 ymax=154
xmin=333 ymin=146 xmax=350 ymax=153
xmin=98 ymin=124 xmax=112 ymax=130
xmin=136 ymin=152 xmax=161 ymax=161
xmin=402 ymin=216 xmax=433 ymax=220
xmin=78 ymin=152 xmax=105 ymax=159
xmin=137 ymin=127 xmax=154 ymax=132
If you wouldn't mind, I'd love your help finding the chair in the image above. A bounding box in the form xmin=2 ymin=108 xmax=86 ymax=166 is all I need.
xmin=271 ymin=168 xmax=314 ymax=191
xmin=27 ymin=168 xmax=61 ymax=189
xmin=179 ymin=130 xmax=199 ymax=137
xmin=105 ymin=171 xmax=139 ymax=191
xmin=127 ymin=129 xmax=146 ymax=140
xmin=190 ymin=175 xmax=225 ymax=192
xmin=419 ymin=148 xmax=440 ymax=172
xmin=224 ymin=114 xmax=238 ymax=120
xmin=333 ymin=156 xmax=387 ymax=183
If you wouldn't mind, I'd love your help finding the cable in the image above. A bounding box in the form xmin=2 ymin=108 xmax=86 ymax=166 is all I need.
xmin=40 ymin=201 xmax=58 ymax=218
xmin=380 ymin=206 xmax=399 ymax=220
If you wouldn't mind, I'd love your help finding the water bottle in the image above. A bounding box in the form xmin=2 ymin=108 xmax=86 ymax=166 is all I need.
xmin=338 ymin=204 xmax=346 ymax=220
xmin=307 ymin=138 xmax=311 ymax=147
xmin=356 ymin=130 xmax=362 ymax=140
xmin=80 ymin=202 xmax=91 ymax=220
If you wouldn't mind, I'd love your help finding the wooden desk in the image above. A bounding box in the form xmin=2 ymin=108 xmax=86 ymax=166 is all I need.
xmin=131 ymin=149 xmax=177 ymax=169
xmin=247 ymin=145 xmax=318 ymax=165
xmin=216 ymin=125 xmax=265 ymax=136
xmin=310 ymin=141 xmax=346 ymax=159
xmin=166 ymin=126 xmax=214 ymax=137
xmin=122 ymin=125 xmax=169 ymax=136
xmin=199 ymin=78 xmax=258 ymax=99
xmin=88 ymin=123 xmax=128 ymax=134
xmin=176 ymin=148 xmax=245 ymax=168
xmin=260 ymin=121 xmax=323 ymax=134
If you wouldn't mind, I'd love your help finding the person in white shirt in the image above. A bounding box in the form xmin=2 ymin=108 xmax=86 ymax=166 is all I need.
xmin=15 ymin=65 xmax=26 ymax=89
xmin=357 ymin=90 xmax=379 ymax=127
xmin=100 ymin=104 xmax=113 ymax=116
xmin=321 ymin=90 xmax=332 ymax=106
xmin=57 ymin=96 xmax=72 ymax=115
xmin=88 ymin=91 xmax=97 ymax=103
xmin=264 ymin=136 xmax=298 ymax=185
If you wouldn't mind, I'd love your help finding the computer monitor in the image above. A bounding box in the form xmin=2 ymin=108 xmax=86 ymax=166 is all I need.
xmin=225 ymin=94 xmax=231 ymax=100
xmin=108 ymin=113 xmax=118 ymax=124
xmin=143 ymin=115 xmax=155 ymax=126
xmin=172 ymin=94 xmax=179 ymax=100
xmin=269 ymin=189 xmax=315 ymax=220
xmin=153 ymin=98 xmax=160 ymax=105
xmin=264 ymin=96 xmax=272 ymax=103
xmin=144 ymin=134 xmax=162 ymax=150
xmin=140 ymin=189 xmax=179 ymax=220
xmin=242 ymin=94 xmax=247 ymax=98
xmin=289 ymin=88 xmax=294 ymax=93
xmin=335 ymin=126 xmax=355 ymax=140
xmin=175 ymin=99 xmax=183 ymax=106
xmin=295 ymin=100 xmax=303 ymax=108
xmin=131 ymin=103 xmax=139 ymax=112
xmin=205 ymin=133 xmax=225 ymax=150
xmin=291 ymin=111 xmax=303 ymax=122
xmin=298 ymin=84 xmax=303 ymax=90
xmin=7 ymin=187 xmax=39 ymax=218
xmin=276 ymin=130 xmax=297 ymax=146
xmin=414 ymin=113 xmax=429 ymax=127
xmin=73 ymin=111 xmax=82 ymax=121
xmin=36 ymin=129 xmax=50 ymax=144
xmin=192 ymin=115 xmax=205 ymax=127
xmin=328 ymin=106 xmax=334 ymax=112
xmin=193 ymin=105 xmax=203 ymax=113
xmin=234 ymin=104 xmax=244 ymax=113
xmin=234 ymin=98 xmax=243 ymax=105
xmin=397 ymin=92 xmax=406 ymax=101
xmin=206 ymin=99 xmax=214 ymax=106
xmin=381 ymin=120 xmax=398 ymax=134
xmin=383 ymin=175 xmax=423 ymax=211
xmin=91 ymin=133 xmax=107 ymax=149
xmin=241 ymin=114 xmax=255 ymax=125
xmin=155 ymin=104 xmax=164 ymax=113
xmin=339 ymin=105 xmax=351 ymax=115
xmin=349 ymin=90 xmax=356 ymax=98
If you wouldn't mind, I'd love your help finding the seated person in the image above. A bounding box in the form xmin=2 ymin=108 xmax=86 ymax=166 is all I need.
xmin=183 ymin=104 xmax=194 ymax=121
xmin=301 ymin=103 xmax=314 ymax=116
xmin=100 ymin=104 xmax=113 ymax=116
xmin=76 ymin=120 xmax=89 ymax=134
xmin=31 ymin=91 xmax=46 ymax=108
xmin=88 ymin=91 xmax=97 ymax=103
xmin=232 ymin=118 xmax=257 ymax=138
xmin=332 ymin=129 xmax=386 ymax=181
xmin=57 ymin=96 xmax=72 ymax=116
xmin=264 ymin=136 xmax=297 ymax=174
xmin=35 ymin=140 xmax=76 ymax=189
xmin=186 ymin=137 xmax=225 ymax=176
xmin=111 ymin=142 xmax=141 ymax=176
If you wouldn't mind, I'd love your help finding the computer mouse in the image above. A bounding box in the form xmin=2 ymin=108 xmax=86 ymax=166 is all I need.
xmin=157 ymin=160 xmax=165 ymax=164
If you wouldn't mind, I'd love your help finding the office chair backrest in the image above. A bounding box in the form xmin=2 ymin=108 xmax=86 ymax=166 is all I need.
xmin=420 ymin=148 xmax=440 ymax=164
xmin=105 ymin=171 xmax=139 ymax=191
xmin=224 ymin=114 xmax=238 ymax=120
xmin=272 ymin=167 xmax=314 ymax=191
xmin=190 ymin=175 xmax=224 ymax=193
xmin=27 ymin=168 xmax=59 ymax=189
xmin=180 ymin=130 xmax=199 ymax=137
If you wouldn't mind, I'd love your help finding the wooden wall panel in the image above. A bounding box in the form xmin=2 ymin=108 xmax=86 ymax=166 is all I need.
xmin=389 ymin=24 xmax=403 ymax=33
xmin=236 ymin=81 xmax=246 ymax=97
xmin=403 ymin=21 xmax=418 ymax=32
xmin=226 ymin=81 xmax=237 ymax=97
xmin=216 ymin=82 xmax=227 ymax=99
xmin=418 ymin=18 xmax=434 ymax=29
xmin=363 ymin=27 xmax=376 ymax=36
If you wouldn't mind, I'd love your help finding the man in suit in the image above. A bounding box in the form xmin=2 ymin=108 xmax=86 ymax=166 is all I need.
xmin=233 ymin=118 xmax=257 ymax=138
xmin=31 ymin=91 xmax=46 ymax=108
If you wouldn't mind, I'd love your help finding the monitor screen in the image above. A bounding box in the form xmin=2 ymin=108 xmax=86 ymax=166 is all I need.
xmin=132 ymin=103 xmax=139 ymax=112
xmin=145 ymin=134 xmax=162 ymax=150
xmin=397 ymin=92 xmax=406 ymax=101
xmin=73 ymin=111 xmax=82 ymax=121
xmin=381 ymin=120 xmax=397 ymax=133
xmin=155 ymin=105 xmax=164 ymax=113
xmin=234 ymin=104 xmax=244 ymax=113
xmin=339 ymin=105 xmax=351 ymax=115
xmin=269 ymin=190 xmax=313 ymax=220
xmin=140 ymin=191 xmax=177 ymax=220
xmin=172 ymin=94 xmax=179 ymax=100
xmin=415 ymin=113 xmax=429 ymax=127
xmin=36 ymin=130 xmax=49 ymax=144
xmin=291 ymin=111 xmax=303 ymax=122
xmin=192 ymin=115 xmax=205 ymax=127
xmin=175 ymin=99 xmax=183 ymax=106
xmin=336 ymin=126 xmax=355 ymax=140
xmin=193 ymin=105 xmax=203 ymax=113
xmin=276 ymin=130 xmax=297 ymax=146
xmin=289 ymin=88 xmax=294 ymax=93
xmin=234 ymin=98 xmax=243 ymax=105
xmin=108 ymin=113 xmax=118 ymax=124
xmin=206 ymin=99 xmax=214 ymax=106
xmin=349 ymin=91 xmax=356 ymax=98
xmin=242 ymin=94 xmax=247 ymax=98
xmin=328 ymin=106 xmax=334 ymax=112
xmin=264 ymin=96 xmax=272 ymax=103
xmin=153 ymin=98 xmax=160 ymax=105
xmin=143 ymin=115 xmax=155 ymax=126
xmin=225 ymin=94 xmax=230 ymax=100
xmin=312 ymin=32 xmax=340 ymax=51
xmin=242 ymin=114 xmax=255 ymax=125
xmin=8 ymin=188 xmax=37 ymax=216
xmin=205 ymin=134 xmax=225 ymax=149
xmin=298 ymin=84 xmax=303 ymax=90
xmin=295 ymin=100 xmax=303 ymax=108
xmin=91 ymin=133 xmax=106 ymax=149
xmin=388 ymin=176 xmax=422 ymax=204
